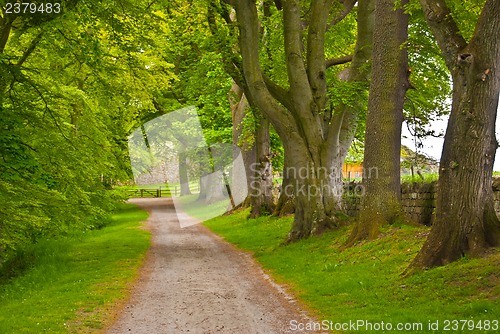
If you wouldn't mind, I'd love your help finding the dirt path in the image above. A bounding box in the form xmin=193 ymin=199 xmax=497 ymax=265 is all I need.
xmin=106 ymin=198 xmax=318 ymax=334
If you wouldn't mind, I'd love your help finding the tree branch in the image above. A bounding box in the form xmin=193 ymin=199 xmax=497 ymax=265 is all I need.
xmin=25 ymin=78 xmax=76 ymax=148
xmin=234 ymin=0 xmax=297 ymax=138
xmin=0 ymin=17 xmax=12 ymax=54
xmin=16 ymin=31 xmax=43 ymax=67
xmin=326 ymin=54 xmax=353 ymax=68
xmin=226 ymin=59 xmax=246 ymax=89
xmin=208 ymin=1 xmax=245 ymax=90
xmin=328 ymin=0 xmax=374 ymax=160
xmin=327 ymin=0 xmax=357 ymax=30
xmin=283 ymin=0 xmax=327 ymax=145
xmin=307 ymin=0 xmax=334 ymax=113
xmin=283 ymin=0 xmax=310 ymax=99
xmin=263 ymin=74 xmax=293 ymax=110
xmin=468 ymin=0 xmax=500 ymax=63
xmin=418 ymin=0 xmax=467 ymax=70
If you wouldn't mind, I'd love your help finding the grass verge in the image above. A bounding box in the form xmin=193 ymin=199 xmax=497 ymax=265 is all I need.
xmin=174 ymin=194 xmax=230 ymax=222
xmin=0 ymin=203 xmax=150 ymax=333
xmin=204 ymin=209 xmax=499 ymax=333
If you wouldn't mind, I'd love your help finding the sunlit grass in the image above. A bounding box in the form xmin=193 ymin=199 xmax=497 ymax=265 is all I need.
xmin=174 ymin=193 xmax=231 ymax=222
xmin=205 ymin=210 xmax=499 ymax=333
xmin=401 ymin=172 xmax=439 ymax=183
xmin=0 ymin=204 xmax=150 ymax=333
xmin=117 ymin=181 xmax=200 ymax=197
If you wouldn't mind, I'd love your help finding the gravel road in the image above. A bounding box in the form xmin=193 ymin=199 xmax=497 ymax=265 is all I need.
xmin=106 ymin=197 xmax=318 ymax=334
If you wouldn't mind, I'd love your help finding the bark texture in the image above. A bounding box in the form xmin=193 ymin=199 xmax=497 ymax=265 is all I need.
xmin=346 ymin=0 xmax=409 ymax=245
xmin=230 ymin=82 xmax=275 ymax=215
xmin=249 ymin=113 xmax=275 ymax=217
xmin=409 ymin=0 xmax=500 ymax=270
xmin=234 ymin=0 xmax=374 ymax=242
xmin=178 ymin=151 xmax=192 ymax=196
xmin=230 ymin=83 xmax=256 ymax=208
xmin=275 ymin=152 xmax=295 ymax=216
xmin=0 ymin=15 xmax=12 ymax=103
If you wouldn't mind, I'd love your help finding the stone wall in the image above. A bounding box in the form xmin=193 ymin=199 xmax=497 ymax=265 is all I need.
xmin=400 ymin=182 xmax=436 ymax=225
xmin=344 ymin=178 xmax=500 ymax=225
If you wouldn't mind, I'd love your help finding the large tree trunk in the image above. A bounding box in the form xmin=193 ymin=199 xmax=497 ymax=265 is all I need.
xmin=249 ymin=113 xmax=275 ymax=217
xmin=234 ymin=0 xmax=374 ymax=242
xmin=0 ymin=17 xmax=12 ymax=105
xmin=346 ymin=0 xmax=409 ymax=245
xmin=284 ymin=138 xmax=343 ymax=240
xmin=197 ymin=162 xmax=225 ymax=204
xmin=200 ymin=171 xmax=225 ymax=204
xmin=230 ymin=82 xmax=275 ymax=215
xmin=409 ymin=0 xmax=500 ymax=270
xmin=275 ymin=152 xmax=295 ymax=216
xmin=178 ymin=151 xmax=191 ymax=196
xmin=230 ymin=83 xmax=255 ymax=207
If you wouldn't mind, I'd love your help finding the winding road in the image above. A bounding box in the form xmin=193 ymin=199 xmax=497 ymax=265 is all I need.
xmin=106 ymin=198 xmax=317 ymax=334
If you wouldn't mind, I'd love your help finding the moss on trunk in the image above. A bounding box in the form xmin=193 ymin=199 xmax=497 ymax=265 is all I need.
xmin=346 ymin=0 xmax=409 ymax=246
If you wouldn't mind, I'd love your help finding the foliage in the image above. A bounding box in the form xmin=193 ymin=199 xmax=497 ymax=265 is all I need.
xmin=157 ymin=1 xmax=234 ymax=147
xmin=237 ymin=108 xmax=284 ymax=173
xmin=446 ymin=0 xmax=485 ymax=42
xmin=405 ymin=6 xmax=449 ymax=140
xmin=344 ymin=139 xmax=364 ymax=164
xmin=0 ymin=203 xmax=150 ymax=333
xmin=0 ymin=1 xmax=173 ymax=263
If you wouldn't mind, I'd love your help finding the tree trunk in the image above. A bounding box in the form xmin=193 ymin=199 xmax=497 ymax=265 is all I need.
xmin=197 ymin=173 xmax=207 ymax=201
xmin=196 ymin=150 xmax=212 ymax=202
xmin=205 ymin=170 xmax=226 ymax=203
xmin=230 ymin=83 xmax=255 ymax=207
xmin=249 ymin=113 xmax=275 ymax=217
xmin=198 ymin=169 xmax=226 ymax=204
xmin=178 ymin=151 xmax=191 ymax=196
xmin=234 ymin=0 xmax=374 ymax=241
xmin=285 ymin=138 xmax=343 ymax=241
xmin=0 ymin=17 xmax=12 ymax=106
xmin=275 ymin=152 xmax=295 ymax=216
xmin=409 ymin=0 xmax=500 ymax=270
xmin=346 ymin=0 xmax=409 ymax=246
xmin=230 ymin=82 xmax=275 ymax=215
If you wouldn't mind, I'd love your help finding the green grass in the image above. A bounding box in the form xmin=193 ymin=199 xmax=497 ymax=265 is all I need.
xmin=118 ymin=181 xmax=200 ymax=198
xmin=401 ymin=172 xmax=439 ymax=183
xmin=0 ymin=204 xmax=150 ymax=333
xmin=204 ymin=210 xmax=499 ymax=333
xmin=174 ymin=194 xmax=230 ymax=221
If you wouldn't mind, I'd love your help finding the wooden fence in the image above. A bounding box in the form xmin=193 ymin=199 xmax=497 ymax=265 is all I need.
xmin=126 ymin=183 xmax=201 ymax=198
